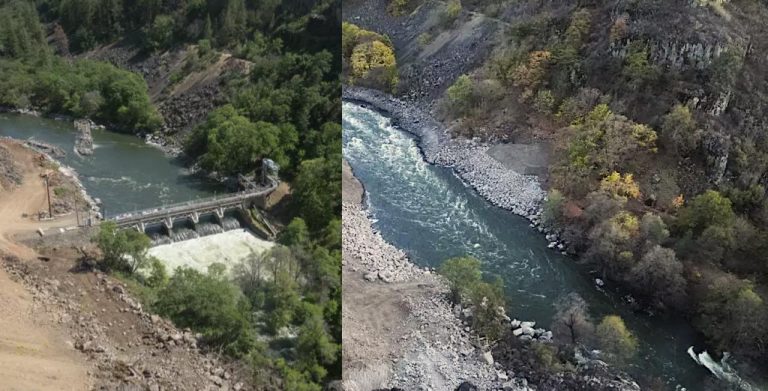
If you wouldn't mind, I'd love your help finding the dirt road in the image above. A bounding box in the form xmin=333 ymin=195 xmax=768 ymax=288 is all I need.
xmin=0 ymin=139 xmax=91 ymax=391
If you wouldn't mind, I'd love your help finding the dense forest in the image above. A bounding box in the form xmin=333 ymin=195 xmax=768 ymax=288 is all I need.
xmin=0 ymin=0 xmax=341 ymax=389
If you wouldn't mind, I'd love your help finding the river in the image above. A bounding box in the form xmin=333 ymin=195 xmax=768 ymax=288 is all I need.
xmin=0 ymin=113 xmax=280 ymax=274
xmin=0 ymin=112 xmax=225 ymax=215
xmin=342 ymin=102 xmax=711 ymax=389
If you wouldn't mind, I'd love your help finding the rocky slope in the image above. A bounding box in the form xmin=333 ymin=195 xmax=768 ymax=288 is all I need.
xmin=342 ymin=160 xmax=518 ymax=390
xmin=84 ymin=43 xmax=252 ymax=144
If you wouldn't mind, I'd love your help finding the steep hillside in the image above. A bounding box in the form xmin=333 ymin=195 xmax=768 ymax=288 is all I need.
xmin=344 ymin=0 xmax=768 ymax=388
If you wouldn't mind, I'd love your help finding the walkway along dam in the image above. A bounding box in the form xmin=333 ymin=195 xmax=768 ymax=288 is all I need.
xmin=108 ymin=177 xmax=279 ymax=245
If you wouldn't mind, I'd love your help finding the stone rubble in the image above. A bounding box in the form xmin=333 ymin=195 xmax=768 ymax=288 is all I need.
xmin=1 ymin=253 xmax=252 ymax=391
xmin=343 ymin=191 xmax=531 ymax=390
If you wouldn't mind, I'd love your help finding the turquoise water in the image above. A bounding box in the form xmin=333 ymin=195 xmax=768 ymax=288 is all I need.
xmin=342 ymin=102 xmax=710 ymax=389
xmin=0 ymin=113 xmax=224 ymax=215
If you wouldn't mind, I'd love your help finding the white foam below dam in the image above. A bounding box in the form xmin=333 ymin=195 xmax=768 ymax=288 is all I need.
xmin=147 ymin=229 xmax=274 ymax=275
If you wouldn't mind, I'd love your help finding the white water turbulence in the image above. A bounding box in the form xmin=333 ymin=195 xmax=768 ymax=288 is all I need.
xmin=342 ymin=102 xmax=713 ymax=389
xmin=687 ymin=347 xmax=758 ymax=391
xmin=148 ymin=229 xmax=274 ymax=275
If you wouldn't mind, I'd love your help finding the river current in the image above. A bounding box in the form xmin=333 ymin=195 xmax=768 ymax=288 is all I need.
xmin=0 ymin=112 xmax=224 ymax=215
xmin=342 ymin=102 xmax=711 ymax=389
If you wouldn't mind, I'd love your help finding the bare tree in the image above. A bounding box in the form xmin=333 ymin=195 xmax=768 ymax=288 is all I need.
xmin=552 ymin=292 xmax=594 ymax=345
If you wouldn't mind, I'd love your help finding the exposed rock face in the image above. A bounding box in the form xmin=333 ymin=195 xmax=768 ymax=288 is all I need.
xmin=74 ymin=119 xmax=94 ymax=156
xmin=344 ymin=0 xmax=499 ymax=107
xmin=702 ymin=129 xmax=730 ymax=184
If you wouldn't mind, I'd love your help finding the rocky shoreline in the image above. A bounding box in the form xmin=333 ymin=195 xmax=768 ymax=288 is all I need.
xmin=0 ymin=106 xmax=182 ymax=157
xmin=4 ymin=137 xmax=102 ymax=220
xmin=343 ymin=166 xmax=532 ymax=390
xmin=342 ymin=86 xmax=570 ymax=252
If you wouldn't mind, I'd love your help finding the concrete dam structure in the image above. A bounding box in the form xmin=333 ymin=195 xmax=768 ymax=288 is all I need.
xmin=109 ymin=178 xmax=278 ymax=245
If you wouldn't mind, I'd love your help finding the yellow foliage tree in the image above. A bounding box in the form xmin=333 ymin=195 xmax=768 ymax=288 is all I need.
xmin=512 ymin=50 xmax=551 ymax=100
xmin=350 ymin=40 xmax=398 ymax=90
xmin=600 ymin=171 xmax=641 ymax=199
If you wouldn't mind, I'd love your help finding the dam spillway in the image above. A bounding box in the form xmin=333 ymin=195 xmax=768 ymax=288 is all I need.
xmin=108 ymin=179 xmax=278 ymax=245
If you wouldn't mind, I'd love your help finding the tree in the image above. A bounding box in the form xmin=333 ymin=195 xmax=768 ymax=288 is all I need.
xmin=566 ymin=104 xmax=657 ymax=177
xmin=186 ymin=105 xmax=287 ymax=175
xmin=676 ymin=190 xmax=735 ymax=235
xmin=628 ymin=245 xmax=686 ymax=309
xmin=639 ymin=213 xmax=669 ymax=246
xmin=622 ymin=42 xmax=658 ymax=89
xmin=279 ymin=218 xmax=311 ymax=248
xmin=292 ymin=156 xmax=342 ymax=231
xmin=587 ymin=211 xmax=640 ymax=277
xmin=596 ymin=315 xmax=638 ymax=363
xmin=542 ymin=189 xmax=565 ymax=225
xmin=439 ymin=256 xmax=483 ymax=302
xmin=153 ymin=266 xmax=256 ymax=356
xmin=295 ymin=303 xmax=339 ymax=383
xmin=552 ymin=293 xmax=594 ymax=345
xmin=94 ymin=221 xmax=151 ymax=273
xmin=696 ymin=274 xmax=767 ymax=357
xmin=661 ymin=104 xmax=700 ymax=156
xmin=599 ymin=171 xmax=640 ymax=200
xmin=512 ymin=50 xmax=551 ymax=100
xmin=146 ymin=14 xmax=175 ymax=51
xmin=350 ymin=40 xmax=398 ymax=91
xmin=218 ymin=0 xmax=247 ymax=46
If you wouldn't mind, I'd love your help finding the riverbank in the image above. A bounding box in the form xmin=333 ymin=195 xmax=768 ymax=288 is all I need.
xmin=342 ymin=87 xmax=572 ymax=255
xmin=343 ymin=87 xmax=544 ymax=216
xmin=342 ymin=160 xmax=520 ymax=390
xmin=4 ymin=137 xmax=101 ymax=220
xmin=0 ymin=106 xmax=182 ymax=156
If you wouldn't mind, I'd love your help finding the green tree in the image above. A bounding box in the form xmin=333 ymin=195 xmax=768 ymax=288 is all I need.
xmin=439 ymin=256 xmax=483 ymax=302
xmin=661 ymin=104 xmax=699 ymax=156
xmin=676 ymin=190 xmax=735 ymax=235
xmin=186 ymin=105 xmax=290 ymax=175
xmin=596 ymin=315 xmax=638 ymax=363
xmin=154 ymin=266 xmax=256 ymax=356
xmin=292 ymin=156 xmax=342 ymax=231
xmin=94 ymin=221 xmax=151 ymax=273
xmin=146 ymin=14 xmax=175 ymax=51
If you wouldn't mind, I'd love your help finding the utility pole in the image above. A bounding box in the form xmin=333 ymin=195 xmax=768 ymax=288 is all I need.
xmin=44 ymin=175 xmax=52 ymax=219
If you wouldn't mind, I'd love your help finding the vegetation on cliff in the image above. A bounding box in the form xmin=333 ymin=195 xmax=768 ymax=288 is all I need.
xmin=342 ymin=22 xmax=398 ymax=92
xmin=413 ymin=0 xmax=768 ymax=379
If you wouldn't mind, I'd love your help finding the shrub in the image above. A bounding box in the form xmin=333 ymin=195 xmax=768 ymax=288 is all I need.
xmin=445 ymin=74 xmax=475 ymax=116
xmin=417 ymin=32 xmax=433 ymax=47
xmin=440 ymin=0 xmax=462 ymax=27
xmin=533 ymin=89 xmax=556 ymax=113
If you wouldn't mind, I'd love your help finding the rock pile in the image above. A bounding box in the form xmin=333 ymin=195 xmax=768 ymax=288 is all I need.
xmin=1 ymin=253 xmax=251 ymax=391
xmin=0 ymin=144 xmax=22 ymax=188
xmin=342 ymin=203 xmax=429 ymax=283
